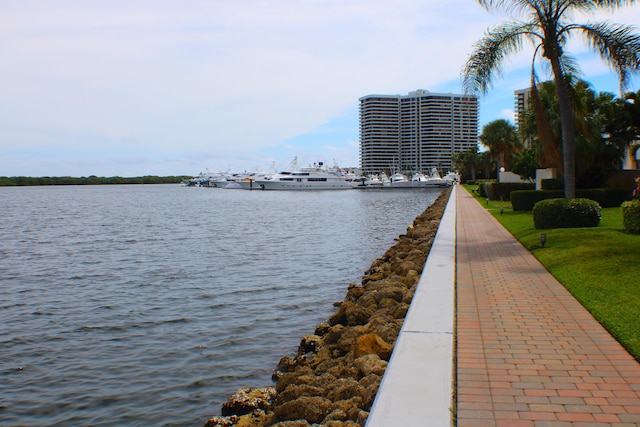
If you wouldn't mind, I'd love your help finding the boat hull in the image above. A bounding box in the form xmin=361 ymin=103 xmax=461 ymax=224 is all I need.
xmin=246 ymin=180 xmax=352 ymax=190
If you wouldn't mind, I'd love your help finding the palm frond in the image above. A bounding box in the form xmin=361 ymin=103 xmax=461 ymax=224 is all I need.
xmin=477 ymin=0 xmax=538 ymax=17
xmin=587 ymin=1 xmax=639 ymax=9
xmin=558 ymin=53 xmax=583 ymax=78
xmin=562 ymin=0 xmax=638 ymax=13
xmin=463 ymin=21 xmax=540 ymax=94
xmin=576 ymin=21 xmax=640 ymax=93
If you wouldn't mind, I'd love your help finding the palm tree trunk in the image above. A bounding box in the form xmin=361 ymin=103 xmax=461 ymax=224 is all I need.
xmin=549 ymin=56 xmax=576 ymax=199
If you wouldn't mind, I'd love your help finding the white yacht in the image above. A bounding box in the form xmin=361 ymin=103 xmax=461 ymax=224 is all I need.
xmin=423 ymin=167 xmax=452 ymax=188
xmin=348 ymin=174 xmax=387 ymax=188
xmin=389 ymin=173 xmax=410 ymax=187
xmin=182 ymin=170 xmax=229 ymax=187
xmin=443 ymin=171 xmax=460 ymax=184
xmin=386 ymin=168 xmax=451 ymax=188
xmin=411 ymin=172 xmax=429 ymax=182
xmin=242 ymin=162 xmax=352 ymax=190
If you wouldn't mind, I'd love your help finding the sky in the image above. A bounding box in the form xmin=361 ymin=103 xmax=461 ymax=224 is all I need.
xmin=2 ymin=1 xmax=640 ymax=177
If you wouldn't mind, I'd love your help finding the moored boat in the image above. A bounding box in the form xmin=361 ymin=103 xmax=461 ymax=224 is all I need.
xmin=242 ymin=162 xmax=352 ymax=190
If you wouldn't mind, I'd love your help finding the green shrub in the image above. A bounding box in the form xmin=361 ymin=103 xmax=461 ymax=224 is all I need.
xmin=511 ymin=190 xmax=564 ymax=211
xmin=533 ymin=198 xmax=602 ymax=229
xmin=541 ymin=178 xmax=564 ymax=190
xmin=484 ymin=182 xmax=535 ymax=201
xmin=511 ymin=188 xmax=629 ymax=211
xmin=478 ymin=182 xmax=488 ymax=198
xmin=577 ymin=188 xmax=629 ymax=208
xmin=475 ymin=180 xmax=496 ymax=198
xmin=622 ymin=199 xmax=640 ymax=234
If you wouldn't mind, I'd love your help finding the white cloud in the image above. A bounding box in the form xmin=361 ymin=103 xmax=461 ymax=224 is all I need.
xmin=0 ymin=0 xmax=638 ymax=176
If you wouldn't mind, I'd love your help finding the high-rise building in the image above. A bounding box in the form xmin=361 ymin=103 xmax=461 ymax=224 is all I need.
xmin=359 ymin=89 xmax=478 ymax=174
xmin=514 ymin=88 xmax=533 ymax=149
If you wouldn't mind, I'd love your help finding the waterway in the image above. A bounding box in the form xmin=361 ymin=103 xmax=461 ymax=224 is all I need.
xmin=0 ymin=184 xmax=441 ymax=426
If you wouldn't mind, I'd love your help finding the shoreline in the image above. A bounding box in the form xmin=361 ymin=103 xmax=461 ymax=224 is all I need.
xmin=204 ymin=187 xmax=451 ymax=427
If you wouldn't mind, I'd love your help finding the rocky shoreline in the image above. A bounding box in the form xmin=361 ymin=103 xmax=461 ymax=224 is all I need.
xmin=204 ymin=187 xmax=451 ymax=427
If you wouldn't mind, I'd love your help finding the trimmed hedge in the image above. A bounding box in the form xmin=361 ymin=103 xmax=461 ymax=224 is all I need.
xmin=474 ymin=180 xmax=495 ymax=198
xmin=533 ymin=198 xmax=602 ymax=229
xmin=579 ymin=188 xmax=629 ymax=208
xmin=511 ymin=190 xmax=564 ymax=211
xmin=541 ymin=178 xmax=564 ymax=190
xmin=483 ymin=182 xmax=535 ymax=201
xmin=622 ymin=199 xmax=640 ymax=234
xmin=511 ymin=188 xmax=629 ymax=211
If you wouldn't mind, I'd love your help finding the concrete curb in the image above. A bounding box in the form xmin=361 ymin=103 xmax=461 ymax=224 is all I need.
xmin=366 ymin=185 xmax=457 ymax=427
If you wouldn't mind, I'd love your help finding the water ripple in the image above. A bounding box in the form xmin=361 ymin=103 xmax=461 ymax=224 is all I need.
xmin=0 ymin=184 xmax=441 ymax=426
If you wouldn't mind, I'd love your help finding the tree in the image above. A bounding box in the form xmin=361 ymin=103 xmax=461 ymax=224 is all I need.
xmin=521 ymin=79 xmax=639 ymax=186
xmin=478 ymin=150 xmax=496 ymax=179
xmin=452 ymin=149 xmax=481 ymax=181
xmin=463 ymin=0 xmax=640 ymax=199
xmin=479 ymin=119 xmax=522 ymax=176
xmin=512 ymin=148 xmax=540 ymax=182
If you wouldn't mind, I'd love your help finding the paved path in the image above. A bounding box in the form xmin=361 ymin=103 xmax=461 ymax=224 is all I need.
xmin=455 ymin=186 xmax=640 ymax=426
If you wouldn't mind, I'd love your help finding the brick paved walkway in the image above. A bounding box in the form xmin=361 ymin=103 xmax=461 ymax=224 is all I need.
xmin=455 ymin=186 xmax=640 ymax=426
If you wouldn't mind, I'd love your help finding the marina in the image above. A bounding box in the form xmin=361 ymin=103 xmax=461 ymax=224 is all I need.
xmin=183 ymin=161 xmax=458 ymax=190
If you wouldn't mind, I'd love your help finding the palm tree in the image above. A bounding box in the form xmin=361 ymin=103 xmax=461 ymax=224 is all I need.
xmin=479 ymin=119 xmax=522 ymax=176
xmin=521 ymin=78 xmax=638 ymax=184
xmin=452 ymin=148 xmax=482 ymax=181
xmin=463 ymin=0 xmax=640 ymax=199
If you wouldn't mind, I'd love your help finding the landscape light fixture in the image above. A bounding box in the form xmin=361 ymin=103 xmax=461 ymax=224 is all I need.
xmin=540 ymin=233 xmax=547 ymax=248
xmin=486 ymin=198 xmax=489 ymax=205
xmin=500 ymin=207 xmax=504 ymax=215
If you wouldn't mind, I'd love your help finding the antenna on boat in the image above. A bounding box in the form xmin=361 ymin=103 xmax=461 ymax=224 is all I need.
xmin=288 ymin=157 xmax=298 ymax=171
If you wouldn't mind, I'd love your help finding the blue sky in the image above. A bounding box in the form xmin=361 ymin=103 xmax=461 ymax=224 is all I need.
xmin=1 ymin=1 xmax=639 ymax=177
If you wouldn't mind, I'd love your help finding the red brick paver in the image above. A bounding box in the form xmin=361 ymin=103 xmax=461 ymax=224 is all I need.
xmin=455 ymin=187 xmax=640 ymax=426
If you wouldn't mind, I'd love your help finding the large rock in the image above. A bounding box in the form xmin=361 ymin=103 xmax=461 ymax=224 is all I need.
xmin=387 ymin=302 xmax=410 ymax=320
xmin=273 ymin=396 xmax=333 ymax=424
xmin=373 ymin=286 xmax=406 ymax=304
xmin=365 ymin=315 xmax=402 ymax=345
xmin=328 ymin=397 xmax=365 ymax=422
xmin=271 ymin=421 xmax=310 ymax=427
xmin=275 ymin=368 xmax=313 ymax=393
xmin=324 ymin=420 xmax=362 ymax=427
xmin=203 ymin=415 xmax=239 ymax=427
xmin=325 ymin=364 xmax=359 ymax=382
xmin=354 ymin=354 xmax=387 ymax=377
xmin=314 ymin=322 xmax=331 ymax=336
xmin=325 ymin=378 xmax=366 ymax=402
xmin=321 ymin=324 xmax=345 ymax=346
xmin=345 ymin=283 xmax=365 ymax=302
xmin=353 ymin=334 xmax=392 ymax=360
xmin=276 ymin=384 xmax=324 ymax=403
xmin=298 ymin=334 xmax=322 ymax=354
xmin=343 ymin=301 xmax=375 ymax=326
xmin=404 ymin=269 xmax=421 ymax=287
xmin=336 ymin=325 xmax=367 ymax=353
xmin=220 ymin=387 xmax=276 ymax=416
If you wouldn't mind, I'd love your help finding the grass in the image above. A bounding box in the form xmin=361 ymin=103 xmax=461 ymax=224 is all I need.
xmin=464 ymin=184 xmax=640 ymax=361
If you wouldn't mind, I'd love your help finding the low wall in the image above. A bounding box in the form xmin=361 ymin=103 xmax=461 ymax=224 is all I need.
xmin=365 ymin=185 xmax=456 ymax=427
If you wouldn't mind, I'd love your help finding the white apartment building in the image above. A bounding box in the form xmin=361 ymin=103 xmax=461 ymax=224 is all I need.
xmin=359 ymin=90 xmax=478 ymax=175
xmin=514 ymin=88 xmax=533 ymax=149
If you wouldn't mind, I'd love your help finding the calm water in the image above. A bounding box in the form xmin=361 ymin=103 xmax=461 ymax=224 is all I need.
xmin=0 ymin=184 xmax=441 ymax=427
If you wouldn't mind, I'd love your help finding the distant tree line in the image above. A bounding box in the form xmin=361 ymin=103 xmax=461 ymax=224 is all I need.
xmin=0 ymin=175 xmax=190 ymax=186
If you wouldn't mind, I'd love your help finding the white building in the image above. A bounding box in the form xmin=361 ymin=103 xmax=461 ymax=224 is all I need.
xmin=514 ymin=88 xmax=533 ymax=150
xmin=359 ymin=90 xmax=478 ymax=175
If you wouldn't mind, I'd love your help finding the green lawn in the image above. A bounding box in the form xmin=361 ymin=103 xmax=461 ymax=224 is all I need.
xmin=464 ymin=185 xmax=640 ymax=360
